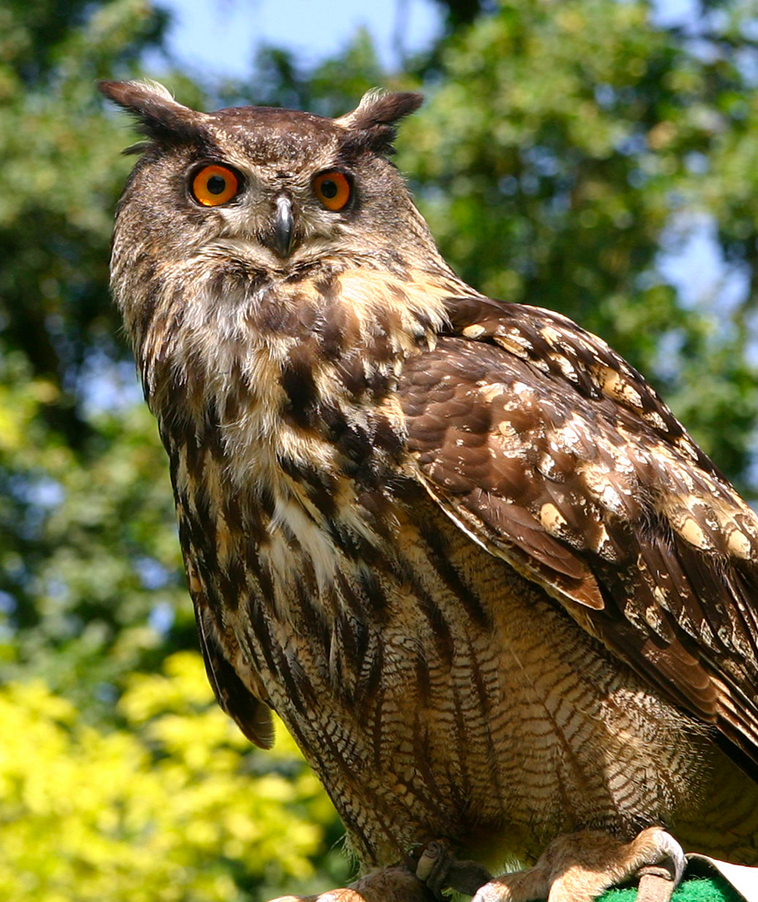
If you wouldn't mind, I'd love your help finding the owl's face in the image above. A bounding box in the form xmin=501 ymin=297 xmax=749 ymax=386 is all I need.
xmin=102 ymin=82 xmax=432 ymax=278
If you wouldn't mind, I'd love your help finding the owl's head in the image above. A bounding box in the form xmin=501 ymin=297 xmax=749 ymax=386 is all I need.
xmin=99 ymin=80 xmax=438 ymax=278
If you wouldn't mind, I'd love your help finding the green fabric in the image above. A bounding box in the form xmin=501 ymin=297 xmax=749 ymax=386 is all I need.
xmin=599 ymin=876 xmax=744 ymax=902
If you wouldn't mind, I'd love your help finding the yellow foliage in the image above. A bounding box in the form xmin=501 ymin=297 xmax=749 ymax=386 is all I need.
xmin=0 ymin=653 xmax=337 ymax=901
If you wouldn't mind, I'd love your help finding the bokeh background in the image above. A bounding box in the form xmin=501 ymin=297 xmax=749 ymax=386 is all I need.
xmin=3 ymin=0 xmax=758 ymax=898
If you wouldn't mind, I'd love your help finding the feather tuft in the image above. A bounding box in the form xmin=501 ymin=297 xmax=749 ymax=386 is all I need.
xmin=98 ymin=79 xmax=206 ymax=147
xmin=337 ymin=89 xmax=423 ymax=155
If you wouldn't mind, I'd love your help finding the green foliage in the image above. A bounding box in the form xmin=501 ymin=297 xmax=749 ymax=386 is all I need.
xmin=0 ymin=651 xmax=345 ymax=901
xmin=401 ymin=0 xmax=758 ymax=490
xmin=0 ymin=0 xmax=199 ymax=706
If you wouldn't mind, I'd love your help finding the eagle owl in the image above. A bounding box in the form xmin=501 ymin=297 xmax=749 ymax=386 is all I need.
xmin=99 ymin=80 xmax=758 ymax=902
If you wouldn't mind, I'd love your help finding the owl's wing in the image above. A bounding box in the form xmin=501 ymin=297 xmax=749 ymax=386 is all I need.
xmin=399 ymin=295 xmax=758 ymax=771
xmin=195 ymin=601 xmax=275 ymax=749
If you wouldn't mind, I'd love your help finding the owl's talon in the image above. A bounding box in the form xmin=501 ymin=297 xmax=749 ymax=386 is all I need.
xmin=634 ymin=836 xmax=684 ymax=902
xmin=415 ymin=840 xmax=492 ymax=898
xmin=635 ymin=864 xmax=676 ymax=902
xmin=415 ymin=840 xmax=445 ymax=882
xmin=641 ymin=830 xmax=686 ymax=887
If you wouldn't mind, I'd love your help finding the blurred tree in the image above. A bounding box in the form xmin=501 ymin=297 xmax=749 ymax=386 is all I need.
xmin=218 ymin=29 xmax=387 ymax=116
xmin=402 ymin=0 xmax=758 ymax=490
xmin=0 ymin=0 xmax=201 ymax=707
xmin=0 ymin=650 xmax=349 ymax=901
xmin=432 ymin=0 xmax=494 ymax=29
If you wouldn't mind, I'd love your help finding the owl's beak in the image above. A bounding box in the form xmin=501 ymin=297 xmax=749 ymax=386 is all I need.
xmin=271 ymin=194 xmax=294 ymax=258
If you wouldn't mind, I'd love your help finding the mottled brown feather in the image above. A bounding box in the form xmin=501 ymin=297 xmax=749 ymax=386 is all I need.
xmin=401 ymin=296 xmax=758 ymax=770
xmin=195 ymin=599 xmax=275 ymax=748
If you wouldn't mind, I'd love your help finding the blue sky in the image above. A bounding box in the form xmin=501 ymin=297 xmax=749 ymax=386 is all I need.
xmin=158 ymin=0 xmax=700 ymax=79
xmin=161 ymin=0 xmax=442 ymax=78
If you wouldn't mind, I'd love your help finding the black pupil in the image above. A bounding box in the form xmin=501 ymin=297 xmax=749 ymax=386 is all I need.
xmin=207 ymin=174 xmax=227 ymax=195
xmin=320 ymin=179 xmax=339 ymax=199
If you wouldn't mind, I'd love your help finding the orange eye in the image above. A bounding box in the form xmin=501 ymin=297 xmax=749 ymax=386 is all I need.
xmin=314 ymin=171 xmax=351 ymax=211
xmin=191 ymin=164 xmax=240 ymax=206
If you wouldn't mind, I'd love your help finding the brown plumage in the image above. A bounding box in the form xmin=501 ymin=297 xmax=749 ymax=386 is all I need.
xmin=99 ymin=79 xmax=758 ymax=902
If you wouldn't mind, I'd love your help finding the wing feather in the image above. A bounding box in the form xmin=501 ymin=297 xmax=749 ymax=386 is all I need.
xmin=195 ymin=601 xmax=275 ymax=749
xmin=400 ymin=295 xmax=758 ymax=771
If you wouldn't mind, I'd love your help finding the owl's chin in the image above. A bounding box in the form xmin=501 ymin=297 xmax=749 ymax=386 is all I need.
xmin=201 ymin=236 xmax=339 ymax=275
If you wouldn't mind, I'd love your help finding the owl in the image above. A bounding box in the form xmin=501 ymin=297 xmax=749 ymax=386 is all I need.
xmin=99 ymin=79 xmax=758 ymax=902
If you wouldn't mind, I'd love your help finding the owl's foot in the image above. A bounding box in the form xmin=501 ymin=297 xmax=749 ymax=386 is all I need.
xmin=267 ymin=864 xmax=434 ymax=902
xmin=414 ymin=827 xmax=684 ymax=902
xmin=468 ymin=827 xmax=684 ymax=902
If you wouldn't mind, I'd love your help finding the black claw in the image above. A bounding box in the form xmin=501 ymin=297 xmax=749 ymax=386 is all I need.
xmin=415 ymin=841 xmax=492 ymax=899
xmin=446 ymin=860 xmax=493 ymax=897
xmin=416 ymin=842 xmax=450 ymax=899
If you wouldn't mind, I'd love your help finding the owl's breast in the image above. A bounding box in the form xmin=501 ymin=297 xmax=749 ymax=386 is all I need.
xmin=169 ymin=406 xmax=707 ymax=867
xmin=165 ymin=359 xmax=412 ymax=621
xmin=152 ymin=266 xmax=707 ymax=867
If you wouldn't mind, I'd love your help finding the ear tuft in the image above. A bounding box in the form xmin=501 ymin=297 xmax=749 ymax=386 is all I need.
xmin=98 ymin=80 xmax=205 ymax=147
xmin=337 ymin=89 xmax=423 ymax=154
